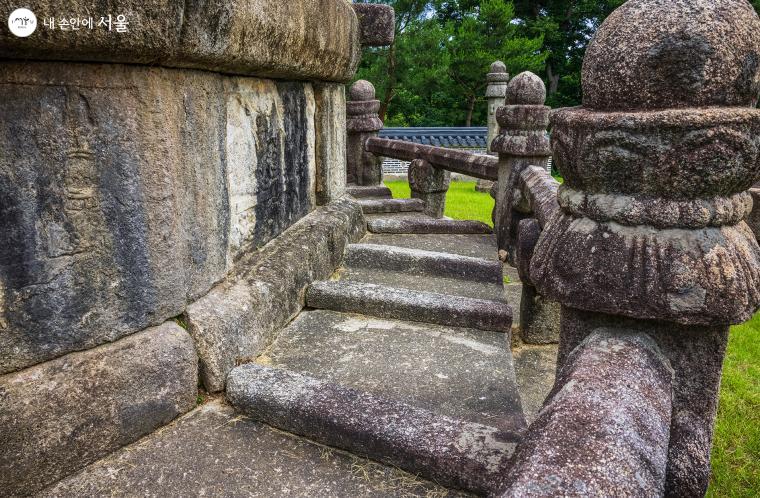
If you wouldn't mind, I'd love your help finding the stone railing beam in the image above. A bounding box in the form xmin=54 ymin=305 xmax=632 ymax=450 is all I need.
xmin=498 ymin=329 xmax=674 ymax=496
xmin=365 ymin=137 xmax=498 ymax=180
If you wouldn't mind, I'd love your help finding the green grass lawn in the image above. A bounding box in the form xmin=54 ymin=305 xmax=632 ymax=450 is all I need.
xmin=385 ymin=180 xmax=496 ymax=226
xmin=386 ymin=179 xmax=760 ymax=496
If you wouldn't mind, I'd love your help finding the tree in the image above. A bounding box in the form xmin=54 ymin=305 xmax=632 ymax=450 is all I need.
xmin=356 ymin=0 xmax=546 ymax=126
xmin=437 ymin=0 xmax=546 ymax=126
xmin=511 ymin=0 xmax=624 ymax=107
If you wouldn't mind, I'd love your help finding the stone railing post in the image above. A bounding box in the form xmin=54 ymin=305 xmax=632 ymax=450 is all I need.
xmin=486 ymin=61 xmax=509 ymax=154
xmin=408 ymin=159 xmax=450 ymax=218
xmin=491 ymin=72 xmax=560 ymax=344
xmin=477 ymin=61 xmax=509 ymax=193
xmin=529 ymin=1 xmax=760 ymax=494
xmin=346 ymin=80 xmax=384 ymax=186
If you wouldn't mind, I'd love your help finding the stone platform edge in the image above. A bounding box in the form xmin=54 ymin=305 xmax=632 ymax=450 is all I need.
xmin=185 ymin=196 xmax=366 ymax=392
xmin=0 ymin=0 xmax=361 ymax=83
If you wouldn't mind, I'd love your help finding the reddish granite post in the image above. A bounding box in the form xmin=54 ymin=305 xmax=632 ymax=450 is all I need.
xmin=346 ymin=80 xmax=384 ymax=186
xmin=530 ymin=0 xmax=760 ymax=494
xmin=492 ymin=72 xmax=560 ymax=344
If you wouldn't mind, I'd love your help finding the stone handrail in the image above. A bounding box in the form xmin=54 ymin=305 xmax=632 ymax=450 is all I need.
xmin=516 ymin=166 xmax=560 ymax=230
xmin=498 ymin=329 xmax=674 ymax=496
xmin=365 ymin=137 xmax=498 ymax=181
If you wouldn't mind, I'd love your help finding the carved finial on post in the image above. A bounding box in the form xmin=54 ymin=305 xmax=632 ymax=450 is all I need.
xmin=529 ymin=0 xmax=760 ymax=494
xmin=346 ymin=80 xmax=384 ymax=186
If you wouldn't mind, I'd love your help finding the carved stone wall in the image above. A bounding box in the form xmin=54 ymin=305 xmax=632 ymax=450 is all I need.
xmin=0 ymin=62 xmax=349 ymax=375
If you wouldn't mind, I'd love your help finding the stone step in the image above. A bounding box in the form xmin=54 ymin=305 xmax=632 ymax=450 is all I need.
xmin=345 ymin=243 xmax=503 ymax=284
xmin=363 ymin=232 xmax=499 ymax=260
xmin=367 ymin=217 xmax=492 ymax=234
xmin=338 ymin=265 xmax=505 ymax=302
xmin=228 ymin=364 xmax=521 ymax=496
xmin=357 ymin=198 xmax=426 ymax=214
xmin=257 ymin=309 xmax=525 ymax=433
xmin=346 ymin=184 xmax=393 ymax=199
xmin=42 ymin=401 xmax=461 ymax=498
xmin=306 ymin=280 xmax=512 ymax=332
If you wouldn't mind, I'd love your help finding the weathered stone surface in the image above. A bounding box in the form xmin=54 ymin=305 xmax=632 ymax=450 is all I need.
xmin=43 ymin=402 xmax=461 ymax=498
xmin=486 ymin=61 xmax=509 ymax=156
xmin=0 ymin=0 xmax=362 ymax=83
xmin=532 ymin=216 xmax=760 ymax=326
xmin=366 ymin=137 xmax=498 ymax=181
xmin=346 ymin=184 xmax=393 ymax=199
xmin=347 ymin=80 xmax=384 ymax=186
xmin=492 ymin=73 xmax=552 ymax=267
xmin=307 ymin=280 xmax=512 ymax=332
xmin=583 ymin=0 xmax=760 ymax=111
xmin=518 ymin=166 xmax=560 ymax=229
xmin=363 ymin=233 xmax=498 ymax=260
xmin=524 ymin=1 xmax=760 ymax=495
xmin=519 ymin=285 xmax=561 ymax=345
xmin=352 ymin=3 xmax=395 ymax=47
xmin=346 ymin=243 xmax=502 ymax=283
xmin=339 ymin=266 xmax=506 ymax=303
xmin=409 ymin=159 xmax=450 ymax=218
xmin=0 ymin=322 xmax=198 ymax=496
xmin=185 ymin=198 xmax=365 ymax=392
xmin=505 ymin=71 xmax=547 ymax=106
xmin=358 ymin=197 xmax=425 ymax=214
xmin=556 ymin=308 xmax=730 ymax=497
xmin=367 ymin=218 xmax=493 ymax=234
xmin=314 ymin=83 xmax=347 ymax=205
xmin=259 ymin=309 xmax=526 ymax=433
xmin=498 ymin=329 xmax=673 ymax=497
xmin=551 ymin=107 xmax=760 ymax=200
xmin=228 ymin=364 xmax=522 ymax=496
xmin=0 ymin=62 xmax=329 ymax=374
xmin=749 ymin=187 xmax=760 ymax=240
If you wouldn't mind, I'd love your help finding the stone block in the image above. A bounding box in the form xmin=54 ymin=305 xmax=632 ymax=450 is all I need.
xmin=345 ymin=243 xmax=503 ymax=284
xmin=0 ymin=0 xmax=361 ymax=82
xmin=185 ymin=198 xmax=365 ymax=392
xmin=307 ymin=280 xmax=512 ymax=332
xmin=259 ymin=309 xmax=526 ymax=433
xmin=314 ymin=83 xmax=347 ymax=205
xmin=367 ymin=218 xmax=493 ymax=234
xmin=0 ymin=322 xmax=198 ymax=496
xmin=0 ymin=62 xmax=324 ymax=374
xmin=357 ymin=197 xmax=425 ymax=214
xmin=519 ymin=284 xmax=561 ymax=344
xmin=352 ymin=3 xmax=395 ymax=46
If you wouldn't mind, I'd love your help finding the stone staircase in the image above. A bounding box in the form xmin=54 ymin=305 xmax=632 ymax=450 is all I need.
xmin=43 ymin=188 xmax=545 ymax=497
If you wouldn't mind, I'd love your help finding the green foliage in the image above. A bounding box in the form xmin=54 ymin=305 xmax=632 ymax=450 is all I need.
xmin=355 ymin=0 xmax=545 ymax=126
xmin=357 ymin=1 xmax=760 ymax=122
